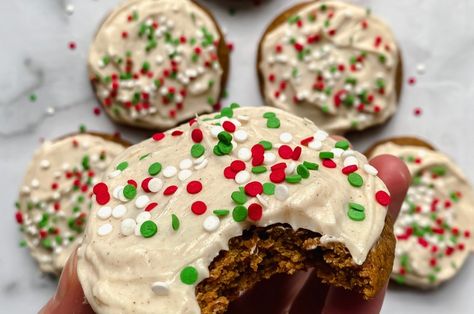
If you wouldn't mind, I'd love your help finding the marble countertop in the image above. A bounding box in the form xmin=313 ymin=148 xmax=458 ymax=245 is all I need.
xmin=1 ymin=0 xmax=473 ymax=313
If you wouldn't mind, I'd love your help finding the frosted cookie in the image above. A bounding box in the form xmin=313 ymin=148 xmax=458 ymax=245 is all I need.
xmin=78 ymin=105 xmax=395 ymax=313
xmin=257 ymin=0 xmax=402 ymax=134
xmin=15 ymin=133 xmax=129 ymax=275
xmin=89 ymin=0 xmax=229 ymax=130
xmin=367 ymin=137 xmax=474 ymax=288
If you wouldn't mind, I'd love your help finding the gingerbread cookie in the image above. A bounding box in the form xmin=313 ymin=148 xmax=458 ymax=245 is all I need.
xmin=367 ymin=137 xmax=474 ymax=288
xmin=15 ymin=133 xmax=128 ymax=275
xmin=78 ymin=105 xmax=395 ymax=313
xmin=89 ymin=0 xmax=229 ymax=129
xmin=257 ymin=0 xmax=402 ymax=134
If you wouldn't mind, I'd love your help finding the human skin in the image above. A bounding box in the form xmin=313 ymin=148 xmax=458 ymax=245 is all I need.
xmin=40 ymin=154 xmax=410 ymax=314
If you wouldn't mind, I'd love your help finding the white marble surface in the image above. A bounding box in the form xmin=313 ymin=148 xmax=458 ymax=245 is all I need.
xmin=1 ymin=0 xmax=473 ymax=313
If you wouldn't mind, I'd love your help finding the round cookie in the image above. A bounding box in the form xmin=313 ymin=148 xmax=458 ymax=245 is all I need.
xmin=15 ymin=133 xmax=129 ymax=275
xmin=89 ymin=0 xmax=229 ymax=130
xmin=367 ymin=137 xmax=474 ymax=288
xmin=78 ymin=105 xmax=395 ymax=313
xmin=257 ymin=0 xmax=402 ymax=134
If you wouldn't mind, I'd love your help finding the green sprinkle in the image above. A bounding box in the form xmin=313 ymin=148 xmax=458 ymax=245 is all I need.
xmin=220 ymin=107 xmax=233 ymax=118
xmin=180 ymin=266 xmax=198 ymax=285
xmin=29 ymin=94 xmax=37 ymax=102
xmin=213 ymin=145 xmax=224 ymax=156
xmin=218 ymin=131 xmax=232 ymax=144
xmin=213 ymin=209 xmax=230 ymax=217
xmin=217 ymin=142 xmax=233 ymax=155
xmin=19 ymin=240 xmax=27 ymax=247
xmin=191 ymin=144 xmax=205 ymax=158
xmin=140 ymin=220 xmax=158 ymax=238
xmin=349 ymin=202 xmax=365 ymax=212
xmin=123 ymin=184 xmax=137 ymax=200
xmin=348 ymin=173 xmax=364 ymax=187
xmin=171 ymin=214 xmax=180 ymax=231
xmin=335 ymin=140 xmax=350 ymax=150
xmin=348 ymin=208 xmax=365 ymax=221
xmin=263 ymin=182 xmax=275 ymax=195
xmin=232 ymin=205 xmax=248 ymax=222
xmin=252 ymin=166 xmax=267 ymax=174
xmin=259 ymin=140 xmax=272 ymax=150
xmin=303 ymin=161 xmax=319 ymax=170
xmin=263 ymin=112 xmax=276 ymax=118
xmin=267 ymin=117 xmax=280 ymax=128
xmin=297 ymin=165 xmax=310 ymax=179
xmin=319 ymin=151 xmax=334 ymax=159
xmin=82 ymin=155 xmax=90 ymax=170
xmin=286 ymin=175 xmax=302 ymax=183
xmin=139 ymin=153 xmax=150 ymax=160
xmin=116 ymin=161 xmax=128 ymax=171
xmin=231 ymin=191 xmax=247 ymax=204
xmin=230 ymin=103 xmax=240 ymax=109
xmin=394 ymin=274 xmax=406 ymax=284
xmin=431 ymin=166 xmax=446 ymax=176
xmin=148 ymin=162 xmax=162 ymax=176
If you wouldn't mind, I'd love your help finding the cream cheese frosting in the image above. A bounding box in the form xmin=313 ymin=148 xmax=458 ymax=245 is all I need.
xmin=89 ymin=0 xmax=226 ymax=129
xmin=78 ymin=106 xmax=391 ymax=313
xmin=15 ymin=134 xmax=126 ymax=275
xmin=258 ymin=0 xmax=400 ymax=134
xmin=370 ymin=142 xmax=474 ymax=288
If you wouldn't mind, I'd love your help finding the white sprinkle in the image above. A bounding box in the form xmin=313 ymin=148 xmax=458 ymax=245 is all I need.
xmin=65 ymin=3 xmax=74 ymax=15
xmin=332 ymin=148 xmax=344 ymax=158
xmin=97 ymin=207 xmax=112 ymax=220
xmin=136 ymin=212 xmax=151 ymax=224
xmin=210 ymin=126 xmax=224 ymax=138
xmin=363 ymin=164 xmax=378 ymax=176
xmin=120 ymin=218 xmax=136 ymax=236
xmin=275 ymin=185 xmax=289 ymax=201
xmin=285 ymin=162 xmax=296 ymax=175
xmin=179 ymin=159 xmax=193 ymax=170
xmin=194 ymin=156 xmax=206 ymax=165
xmin=151 ymin=282 xmax=170 ymax=296
xmin=194 ymin=158 xmax=208 ymax=170
xmin=135 ymin=195 xmax=150 ymax=209
xmin=343 ymin=156 xmax=359 ymax=167
xmin=416 ymin=63 xmax=426 ymax=75
xmin=119 ymin=188 xmax=128 ymax=202
xmin=148 ymin=178 xmax=163 ymax=193
xmin=263 ymin=152 xmax=277 ymax=165
xmin=40 ymin=160 xmax=50 ymax=169
xmin=113 ymin=185 xmax=124 ymax=199
xmin=178 ymin=169 xmax=193 ymax=181
xmin=237 ymin=148 xmax=251 ymax=161
xmin=112 ymin=205 xmax=127 ymax=218
xmin=235 ymin=171 xmax=250 ymax=184
xmin=203 ymin=216 xmax=220 ymax=232
xmin=342 ymin=150 xmax=355 ymax=158
xmin=31 ymin=179 xmax=39 ymax=188
xmin=237 ymin=115 xmax=250 ymax=122
xmin=256 ymin=194 xmax=268 ymax=207
xmin=308 ymin=140 xmax=322 ymax=150
xmin=314 ymin=130 xmax=328 ymax=141
xmin=279 ymin=132 xmax=293 ymax=143
xmin=108 ymin=170 xmax=121 ymax=179
xmin=46 ymin=106 xmax=56 ymax=115
xmin=97 ymin=224 xmax=113 ymax=236
xmin=234 ymin=130 xmax=248 ymax=142
xmin=163 ymin=166 xmax=177 ymax=178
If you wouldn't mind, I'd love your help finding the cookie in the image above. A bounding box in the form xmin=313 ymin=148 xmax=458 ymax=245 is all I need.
xmin=89 ymin=0 xmax=229 ymax=130
xmin=366 ymin=137 xmax=474 ymax=288
xmin=78 ymin=105 xmax=395 ymax=313
xmin=15 ymin=132 xmax=129 ymax=275
xmin=257 ymin=0 xmax=402 ymax=134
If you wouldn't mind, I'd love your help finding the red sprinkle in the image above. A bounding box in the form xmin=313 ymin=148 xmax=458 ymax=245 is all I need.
xmin=191 ymin=129 xmax=203 ymax=143
xmin=186 ymin=181 xmax=203 ymax=194
xmin=141 ymin=177 xmax=153 ymax=192
xmin=224 ymin=167 xmax=237 ymax=179
xmin=300 ymin=136 xmax=314 ymax=146
xmin=163 ymin=185 xmax=178 ymax=196
xmin=270 ymin=170 xmax=286 ymax=183
xmin=230 ymin=160 xmax=246 ymax=172
xmin=251 ymin=144 xmax=265 ymax=157
xmin=271 ymin=162 xmax=287 ymax=171
xmin=291 ymin=146 xmax=302 ymax=161
xmin=152 ymin=133 xmax=165 ymax=141
xmin=127 ymin=179 xmax=137 ymax=188
xmin=145 ymin=202 xmax=158 ymax=212
xmin=15 ymin=212 xmax=23 ymax=224
xmin=248 ymin=203 xmax=263 ymax=221
xmin=342 ymin=165 xmax=358 ymax=175
xmin=171 ymin=130 xmax=183 ymax=136
xmin=244 ymin=181 xmax=263 ymax=197
xmin=252 ymin=155 xmax=264 ymax=167
xmin=191 ymin=201 xmax=207 ymax=215
xmin=322 ymin=159 xmax=337 ymax=168
xmin=222 ymin=121 xmax=236 ymax=133
xmin=375 ymin=190 xmax=391 ymax=206
xmin=278 ymin=145 xmax=293 ymax=159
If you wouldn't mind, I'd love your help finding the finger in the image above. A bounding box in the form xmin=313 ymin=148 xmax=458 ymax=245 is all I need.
xmin=288 ymin=270 xmax=329 ymax=314
xmin=320 ymin=154 xmax=410 ymax=314
xmin=39 ymin=249 xmax=94 ymax=314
